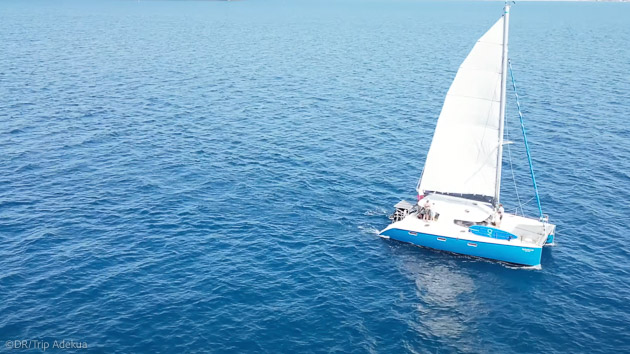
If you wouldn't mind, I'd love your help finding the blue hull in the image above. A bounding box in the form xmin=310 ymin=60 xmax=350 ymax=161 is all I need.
xmin=381 ymin=228 xmax=542 ymax=266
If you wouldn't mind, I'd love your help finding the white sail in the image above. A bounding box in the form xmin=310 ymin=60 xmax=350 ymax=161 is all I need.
xmin=419 ymin=16 xmax=506 ymax=202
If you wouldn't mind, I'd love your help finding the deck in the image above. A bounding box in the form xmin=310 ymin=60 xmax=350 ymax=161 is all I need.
xmin=390 ymin=194 xmax=555 ymax=247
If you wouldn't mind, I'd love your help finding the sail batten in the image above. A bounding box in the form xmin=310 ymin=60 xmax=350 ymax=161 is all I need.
xmin=418 ymin=16 xmax=506 ymax=202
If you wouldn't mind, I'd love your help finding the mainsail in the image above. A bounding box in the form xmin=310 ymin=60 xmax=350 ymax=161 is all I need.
xmin=418 ymin=16 xmax=507 ymax=203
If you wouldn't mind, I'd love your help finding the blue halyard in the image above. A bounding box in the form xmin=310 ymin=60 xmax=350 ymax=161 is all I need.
xmin=508 ymin=60 xmax=544 ymax=220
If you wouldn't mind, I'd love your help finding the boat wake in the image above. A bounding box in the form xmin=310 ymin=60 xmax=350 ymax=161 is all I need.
xmin=358 ymin=224 xmax=381 ymax=236
xmin=363 ymin=208 xmax=389 ymax=217
xmin=504 ymin=263 xmax=542 ymax=271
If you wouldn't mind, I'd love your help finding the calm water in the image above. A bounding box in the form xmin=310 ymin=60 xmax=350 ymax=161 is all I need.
xmin=1 ymin=0 xmax=629 ymax=352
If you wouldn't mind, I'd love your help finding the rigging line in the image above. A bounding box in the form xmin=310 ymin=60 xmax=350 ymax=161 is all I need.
xmin=522 ymin=196 xmax=536 ymax=205
xmin=504 ymin=112 xmax=524 ymax=216
xmin=508 ymin=60 xmax=544 ymax=220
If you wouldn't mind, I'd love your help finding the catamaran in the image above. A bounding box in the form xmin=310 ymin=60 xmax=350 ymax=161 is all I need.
xmin=380 ymin=4 xmax=555 ymax=267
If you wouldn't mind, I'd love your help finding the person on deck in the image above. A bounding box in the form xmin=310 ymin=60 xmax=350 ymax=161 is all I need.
xmin=423 ymin=200 xmax=432 ymax=221
xmin=494 ymin=203 xmax=505 ymax=227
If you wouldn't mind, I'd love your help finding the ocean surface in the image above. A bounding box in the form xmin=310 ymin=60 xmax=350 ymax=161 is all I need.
xmin=1 ymin=0 xmax=629 ymax=352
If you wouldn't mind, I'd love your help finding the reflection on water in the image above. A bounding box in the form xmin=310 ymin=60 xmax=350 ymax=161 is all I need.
xmin=404 ymin=259 xmax=478 ymax=340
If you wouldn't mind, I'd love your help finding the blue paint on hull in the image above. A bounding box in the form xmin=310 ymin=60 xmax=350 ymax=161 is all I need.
xmin=546 ymin=233 xmax=554 ymax=245
xmin=469 ymin=225 xmax=518 ymax=240
xmin=381 ymin=228 xmax=542 ymax=266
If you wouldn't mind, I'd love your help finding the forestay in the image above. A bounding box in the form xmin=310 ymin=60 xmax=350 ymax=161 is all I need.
xmin=419 ymin=17 xmax=505 ymax=203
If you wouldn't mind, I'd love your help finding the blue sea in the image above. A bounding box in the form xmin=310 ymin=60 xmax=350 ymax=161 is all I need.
xmin=1 ymin=0 xmax=629 ymax=352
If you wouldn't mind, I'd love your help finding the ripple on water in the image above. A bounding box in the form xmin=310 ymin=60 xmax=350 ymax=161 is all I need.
xmin=1 ymin=0 xmax=630 ymax=353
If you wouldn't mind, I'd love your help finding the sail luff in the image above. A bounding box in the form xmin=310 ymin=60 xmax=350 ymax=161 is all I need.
xmin=494 ymin=4 xmax=510 ymax=207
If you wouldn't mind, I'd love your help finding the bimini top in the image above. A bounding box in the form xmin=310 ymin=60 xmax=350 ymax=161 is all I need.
xmin=419 ymin=17 xmax=506 ymax=203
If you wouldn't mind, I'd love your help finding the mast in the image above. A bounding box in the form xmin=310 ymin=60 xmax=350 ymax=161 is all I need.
xmin=494 ymin=3 xmax=510 ymax=207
